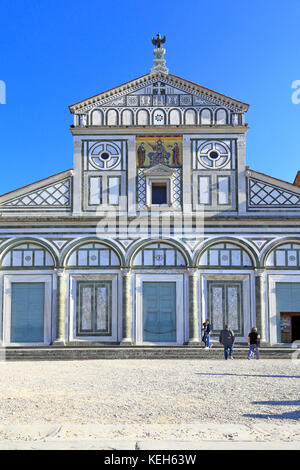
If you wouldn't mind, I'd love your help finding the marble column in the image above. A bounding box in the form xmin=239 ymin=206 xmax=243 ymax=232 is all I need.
xmin=254 ymin=269 xmax=266 ymax=342
xmin=120 ymin=268 xmax=132 ymax=345
xmin=188 ymin=268 xmax=200 ymax=344
xmin=53 ymin=268 xmax=66 ymax=345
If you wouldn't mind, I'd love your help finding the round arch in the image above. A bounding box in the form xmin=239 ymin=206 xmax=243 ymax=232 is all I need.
xmin=0 ymin=237 xmax=59 ymax=267
xmin=260 ymin=237 xmax=300 ymax=267
xmin=215 ymin=108 xmax=228 ymax=125
xmin=126 ymin=238 xmax=192 ymax=268
xmin=61 ymin=237 xmax=125 ymax=267
xmin=136 ymin=109 xmax=150 ymax=126
xmin=193 ymin=237 xmax=259 ymax=268
xmin=199 ymin=108 xmax=213 ymax=125
xmin=184 ymin=108 xmax=197 ymax=125
xmin=152 ymin=109 xmax=166 ymax=126
xmin=105 ymin=108 xmax=119 ymax=126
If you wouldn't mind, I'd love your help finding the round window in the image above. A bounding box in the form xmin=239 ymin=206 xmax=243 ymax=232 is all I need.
xmin=100 ymin=152 xmax=110 ymax=161
xmin=208 ymin=150 xmax=219 ymax=160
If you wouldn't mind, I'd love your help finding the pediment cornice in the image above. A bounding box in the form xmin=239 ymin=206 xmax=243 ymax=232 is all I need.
xmin=69 ymin=73 xmax=249 ymax=114
xmin=142 ymin=164 xmax=177 ymax=177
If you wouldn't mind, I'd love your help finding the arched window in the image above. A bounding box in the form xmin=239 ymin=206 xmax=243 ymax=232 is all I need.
xmin=153 ymin=109 xmax=166 ymax=126
xmin=200 ymin=109 xmax=212 ymax=125
xmin=216 ymin=109 xmax=227 ymax=125
xmin=199 ymin=243 xmax=253 ymax=267
xmin=185 ymin=109 xmax=197 ymax=125
xmin=2 ymin=243 xmax=55 ymax=267
xmin=91 ymin=109 xmax=103 ymax=126
xmin=66 ymin=242 xmax=120 ymax=267
xmin=133 ymin=242 xmax=187 ymax=267
xmin=169 ymin=109 xmax=181 ymax=125
xmin=121 ymin=109 xmax=134 ymax=126
xmin=137 ymin=109 xmax=149 ymax=125
xmin=266 ymin=243 xmax=300 ymax=267
xmin=106 ymin=109 xmax=118 ymax=126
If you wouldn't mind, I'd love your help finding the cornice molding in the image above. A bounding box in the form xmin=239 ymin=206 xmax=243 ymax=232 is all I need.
xmin=69 ymin=73 xmax=249 ymax=114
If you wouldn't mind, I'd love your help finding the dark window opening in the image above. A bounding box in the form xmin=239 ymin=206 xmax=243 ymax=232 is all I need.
xmin=152 ymin=183 xmax=167 ymax=204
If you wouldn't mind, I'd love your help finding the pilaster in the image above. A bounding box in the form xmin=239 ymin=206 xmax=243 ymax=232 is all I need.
xmin=187 ymin=268 xmax=200 ymax=344
xmin=254 ymin=269 xmax=266 ymax=342
xmin=53 ymin=268 xmax=66 ymax=346
xmin=120 ymin=268 xmax=133 ymax=345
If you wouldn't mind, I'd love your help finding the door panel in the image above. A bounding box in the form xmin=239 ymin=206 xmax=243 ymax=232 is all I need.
xmin=11 ymin=283 xmax=45 ymax=343
xmin=77 ymin=281 xmax=112 ymax=336
xmin=143 ymin=282 xmax=176 ymax=342
xmin=208 ymin=281 xmax=243 ymax=336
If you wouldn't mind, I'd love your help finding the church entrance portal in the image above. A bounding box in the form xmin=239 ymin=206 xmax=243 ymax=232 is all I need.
xmin=280 ymin=312 xmax=300 ymax=343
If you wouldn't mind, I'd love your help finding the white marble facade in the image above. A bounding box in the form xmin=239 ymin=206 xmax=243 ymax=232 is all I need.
xmin=0 ymin=53 xmax=300 ymax=347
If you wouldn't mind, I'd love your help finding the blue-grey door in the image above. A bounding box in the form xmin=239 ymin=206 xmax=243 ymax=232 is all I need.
xmin=143 ymin=282 xmax=176 ymax=342
xmin=11 ymin=283 xmax=45 ymax=343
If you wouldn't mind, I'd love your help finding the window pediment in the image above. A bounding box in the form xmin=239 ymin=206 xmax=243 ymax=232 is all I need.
xmin=142 ymin=164 xmax=176 ymax=178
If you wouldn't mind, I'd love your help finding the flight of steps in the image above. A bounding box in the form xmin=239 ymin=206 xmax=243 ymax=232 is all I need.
xmin=2 ymin=346 xmax=295 ymax=361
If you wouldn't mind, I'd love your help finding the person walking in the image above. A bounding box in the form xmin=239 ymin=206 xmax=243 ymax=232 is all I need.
xmin=202 ymin=319 xmax=212 ymax=349
xmin=219 ymin=324 xmax=235 ymax=359
xmin=248 ymin=327 xmax=260 ymax=360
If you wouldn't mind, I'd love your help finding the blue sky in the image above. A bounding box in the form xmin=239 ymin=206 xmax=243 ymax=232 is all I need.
xmin=0 ymin=0 xmax=300 ymax=194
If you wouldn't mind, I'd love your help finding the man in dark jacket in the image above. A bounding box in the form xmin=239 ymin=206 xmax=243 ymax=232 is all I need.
xmin=219 ymin=324 xmax=235 ymax=360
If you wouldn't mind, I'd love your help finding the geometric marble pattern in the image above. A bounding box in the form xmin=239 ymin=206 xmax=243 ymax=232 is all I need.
xmin=248 ymin=178 xmax=300 ymax=207
xmin=137 ymin=169 xmax=146 ymax=208
xmin=3 ymin=178 xmax=71 ymax=207
xmin=173 ymin=168 xmax=182 ymax=208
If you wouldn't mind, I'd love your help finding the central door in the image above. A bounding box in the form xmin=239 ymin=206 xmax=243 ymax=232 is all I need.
xmin=76 ymin=281 xmax=112 ymax=337
xmin=143 ymin=282 xmax=176 ymax=342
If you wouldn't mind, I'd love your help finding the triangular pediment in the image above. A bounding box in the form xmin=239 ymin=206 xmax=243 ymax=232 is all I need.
xmin=69 ymin=72 xmax=249 ymax=114
xmin=142 ymin=164 xmax=176 ymax=177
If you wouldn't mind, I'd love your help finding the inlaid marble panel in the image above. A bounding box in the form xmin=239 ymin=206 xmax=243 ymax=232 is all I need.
xmin=227 ymin=287 xmax=239 ymax=330
xmin=211 ymin=286 xmax=224 ymax=330
xmin=81 ymin=287 xmax=92 ymax=331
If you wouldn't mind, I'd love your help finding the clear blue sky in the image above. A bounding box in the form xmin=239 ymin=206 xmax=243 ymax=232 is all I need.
xmin=0 ymin=0 xmax=300 ymax=194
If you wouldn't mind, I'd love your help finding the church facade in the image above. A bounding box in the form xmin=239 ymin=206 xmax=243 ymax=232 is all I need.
xmin=1 ymin=40 xmax=300 ymax=347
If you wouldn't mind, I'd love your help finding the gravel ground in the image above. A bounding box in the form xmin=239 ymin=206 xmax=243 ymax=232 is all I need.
xmin=0 ymin=359 xmax=299 ymax=429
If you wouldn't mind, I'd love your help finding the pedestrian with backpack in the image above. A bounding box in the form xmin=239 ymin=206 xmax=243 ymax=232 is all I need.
xmin=219 ymin=324 xmax=235 ymax=359
xmin=248 ymin=327 xmax=260 ymax=360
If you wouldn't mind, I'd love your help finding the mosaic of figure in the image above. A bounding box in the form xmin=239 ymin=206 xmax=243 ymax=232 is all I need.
xmin=137 ymin=142 xmax=146 ymax=167
xmin=147 ymin=139 xmax=170 ymax=166
xmin=136 ymin=137 xmax=182 ymax=168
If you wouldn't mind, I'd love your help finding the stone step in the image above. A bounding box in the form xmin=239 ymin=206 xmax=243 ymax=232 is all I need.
xmin=1 ymin=347 xmax=295 ymax=361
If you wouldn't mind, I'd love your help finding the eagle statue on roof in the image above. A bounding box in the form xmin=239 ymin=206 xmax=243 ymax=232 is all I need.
xmin=152 ymin=33 xmax=166 ymax=49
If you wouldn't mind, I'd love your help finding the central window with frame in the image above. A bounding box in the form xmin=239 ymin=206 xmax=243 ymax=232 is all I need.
xmin=152 ymin=182 xmax=167 ymax=204
xmin=76 ymin=281 xmax=112 ymax=337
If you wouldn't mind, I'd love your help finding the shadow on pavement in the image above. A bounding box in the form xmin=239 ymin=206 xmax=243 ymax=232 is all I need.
xmin=244 ymin=399 xmax=300 ymax=420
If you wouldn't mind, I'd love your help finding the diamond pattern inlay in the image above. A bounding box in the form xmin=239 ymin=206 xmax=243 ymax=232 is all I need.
xmin=3 ymin=178 xmax=71 ymax=207
xmin=248 ymin=178 xmax=300 ymax=207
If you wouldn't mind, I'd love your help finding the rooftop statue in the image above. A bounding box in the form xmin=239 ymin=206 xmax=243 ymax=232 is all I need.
xmin=152 ymin=33 xmax=166 ymax=49
xmin=151 ymin=33 xmax=168 ymax=74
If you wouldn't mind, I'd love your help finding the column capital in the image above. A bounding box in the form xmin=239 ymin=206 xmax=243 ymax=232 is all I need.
xmin=254 ymin=269 xmax=265 ymax=277
xmin=187 ymin=267 xmax=198 ymax=277
xmin=120 ymin=268 xmax=132 ymax=277
xmin=55 ymin=268 xmax=65 ymax=277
